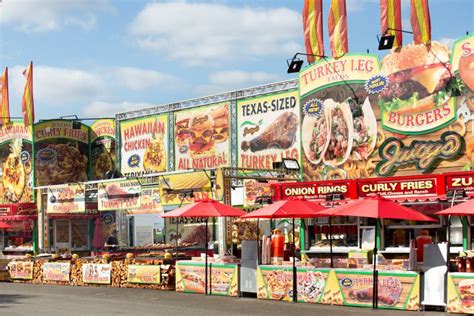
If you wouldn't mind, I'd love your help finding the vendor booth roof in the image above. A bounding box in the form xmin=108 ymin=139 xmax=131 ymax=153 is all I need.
xmin=161 ymin=198 xmax=246 ymax=218
xmin=436 ymin=198 xmax=474 ymax=216
xmin=241 ymin=199 xmax=326 ymax=219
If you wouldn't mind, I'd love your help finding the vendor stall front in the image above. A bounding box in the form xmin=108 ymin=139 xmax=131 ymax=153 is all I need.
xmin=0 ymin=203 xmax=37 ymax=258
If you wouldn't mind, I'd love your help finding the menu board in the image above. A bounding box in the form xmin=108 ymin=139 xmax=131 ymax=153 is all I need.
xmin=98 ymin=179 xmax=141 ymax=211
xmin=9 ymin=261 xmax=33 ymax=280
xmin=34 ymin=120 xmax=90 ymax=186
xmin=43 ymin=262 xmax=71 ymax=282
xmin=174 ymin=102 xmax=230 ymax=170
xmin=237 ymin=91 xmax=300 ymax=169
xmin=127 ymin=265 xmax=161 ymax=284
xmin=82 ymin=263 xmax=111 ymax=284
xmin=175 ymin=261 xmax=238 ymax=296
xmin=119 ymin=114 xmax=168 ymax=177
xmin=47 ymin=183 xmax=86 ymax=213
xmin=0 ymin=122 xmax=33 ymax=203
xmin=90 ymin=119 xmax=116 ymax=180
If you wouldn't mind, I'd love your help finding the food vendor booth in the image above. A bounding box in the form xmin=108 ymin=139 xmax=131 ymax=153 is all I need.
xmin=0 ymin=203 xmax=37 ymax=258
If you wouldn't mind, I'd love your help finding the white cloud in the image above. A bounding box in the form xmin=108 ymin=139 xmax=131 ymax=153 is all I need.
xmin=81 ymin=101 xmax=153 ymax=118
xmin=114 ymin=67 xmax=180 ymax=91
xmin=195 ymin=70 xmax=283 ymax=95
xmin=9 ymin=65 xmax=106 ymax=106
xmin=438 ymin=37 xmax=456 ymax=49
xmin=0 ymin=0 xmax=115 ymax=32
xmin=128 ymin=2 xmax=301 ymax=65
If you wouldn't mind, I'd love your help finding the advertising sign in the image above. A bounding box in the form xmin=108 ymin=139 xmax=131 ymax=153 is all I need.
xmin=445 ymin=172 xmax=474 ymax=194
xmin=447 ymin=273 xmax=474 ymax=314
xmin=127 ymin=265 xmax=161 ymax=285
xmin=237 ymin=91 xmax=300 ymax=169
xmin=174 ymin=102 xmax=230 ymax=170
xmin=127 ymin=186 xmax=162 ymax=215
xmin=119 ymin=114 xmax=168 ymax=177
xmin=175 ymin=261 xmax=238 ymax=296
xmin=47 ymin=183 xmax=86 ymax=214
xmin=34 ymin=120 xmax=90 ymax=186
xmin=279 ymin=180 xmax=353 ymax=201
xmin=0 ymin=122 xmax=33 ymax=203
xmin=43 ymin=262 xmax=71 ymax=282
xmin=243 ymin=179 xmax=275 ymax=207
xmin=159 ymin=171 xmax=212 ymax=206
xmin=90 ymin=119 xmax=116 ymax=180
xmin=9 ymin=261 xmax=33 ymax=280
xmin=357 ymin=176 xmax=439 ymax=199
xmin=98 ymin=179 xmax=141 ymax=211
xmin=165 ymin=217 xmax=209 ymax=245
xmin=82 ymin=263 xmax=111 ymax=284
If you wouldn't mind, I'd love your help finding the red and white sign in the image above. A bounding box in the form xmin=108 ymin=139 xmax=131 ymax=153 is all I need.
xmin=445 ymin=172 xmax=474 ymax=195
xmin=279 ymin=180 xmax=354 ymax=201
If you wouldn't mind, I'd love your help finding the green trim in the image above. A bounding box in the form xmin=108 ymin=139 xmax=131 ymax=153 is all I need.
xmin=462 ymin=217 xmax=468 ymax=250
xmin=450 ymin=34 xmax=474 ymax=66
xmin=300 ymin=80 xmax=367 ymax=99
xmin=376 ymin=220 xmax=381 ymax=249
xmin=334 ymin=269 xmax=417 ymax=277
xmin=403 ymin=274 xmax=419 ymax=309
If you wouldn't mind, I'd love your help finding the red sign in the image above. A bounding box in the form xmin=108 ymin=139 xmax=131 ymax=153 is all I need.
xmin=278 ymin=180 xmax=355 ymax=201
xmin=445 ymin=172 xmax=474 ymax=193
xmin=357 ymin=176 xmax=440 ymax=199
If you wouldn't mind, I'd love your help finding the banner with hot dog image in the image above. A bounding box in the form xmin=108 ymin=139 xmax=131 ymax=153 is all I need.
xmin=90 ymin=119 xmax=116 ymax=180
xmin=237 ymin=91 xmax=300 ymax=169
xmin=174 ymin=102 xmax=230 ymax=170
xmin=119 ymin=114 xmax=168 ymax=177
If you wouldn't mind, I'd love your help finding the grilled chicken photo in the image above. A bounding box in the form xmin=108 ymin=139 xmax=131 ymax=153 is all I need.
xmin=241 ymin=112 xmax=298 ymax=152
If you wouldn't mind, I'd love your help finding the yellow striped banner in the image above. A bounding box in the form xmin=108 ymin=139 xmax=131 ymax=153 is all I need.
xmin=303 ymin=0 xmax=324 ymax=63
xmin=0 ymin=67 xmax=10 ymax=125
xmin=22 ymin=62 xmax=35 ymax=126
xmin=410 ymin=0 xmax=431 ymax=44
xmin=328 ymin=0 xmax=348 ymax=58
xmin=380 ymin=0 xmax=402 ymax=47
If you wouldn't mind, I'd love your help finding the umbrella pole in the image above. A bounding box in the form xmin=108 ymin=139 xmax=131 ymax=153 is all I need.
xmin=329 ymin=218 xmax=334 ymax=268
xmin=372 ymin=219 xmax=378 ymax=309
xmin=257 ymin=218 xmax=260 ymax=265
xmin=176 ymin=220 xmax=179 ymax=260
xmin=205 ymin=218 xmax=209 ymax=295
xmin=292 ymin=218 xmax=297 ymax=303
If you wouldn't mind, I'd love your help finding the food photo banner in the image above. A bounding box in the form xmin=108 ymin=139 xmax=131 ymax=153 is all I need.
xmin=299 ymin=37 xmax=474 ymax=181
xmin=237 ymin=91 xmax=300 ymax=170
xmin=90 ymin=119 xmax=116 ymax=180
xmin=119 ymin=113 xmax=168 ymax=177
xmin=0 ymin=122 xmax=33 ymax=203
xmin=34 ymin=120 xmax=90 ymax=186
xmin=174 ymin=102 xmax=230 ymax=170
xmin=47 ymin=183 xmax=86 ymax=214
xmin=43 ymin=262 xmax=71 ymax=282
xmin=98 ymin=179 xmax=141 ymax=211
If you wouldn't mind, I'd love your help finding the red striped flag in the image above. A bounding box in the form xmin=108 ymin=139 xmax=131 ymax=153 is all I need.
xmin=410 ymin=0 xmax=431 ymax=44
xmin=22 ymin=62 xmax=35 ymax=126
xmin=380 ymin=0 xmax=402 ymax=48
xmin=328 ymin=0 xmax=348 ymax=58
xmin=0 ymin=67 xmax=10 ymax=125
xmin=303 ymin=0 xmax=324 ymax=63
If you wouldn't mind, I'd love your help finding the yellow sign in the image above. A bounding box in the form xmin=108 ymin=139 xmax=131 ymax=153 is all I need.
xmin=127 ymin=186 xmax=163 ymax=215
xmin=47 ymin=183 xmax=85 ymax=214
xmin=9 ymin=261 xmax=33 ymax=280
xmin=159 ymin=171 xmax=211 ymax=206
xmin=127 ymin=265 xmax=161 ymax=284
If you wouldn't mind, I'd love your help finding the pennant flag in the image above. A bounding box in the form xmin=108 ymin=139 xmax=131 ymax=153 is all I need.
xmin=22 ymin=62 xmax=35 ymax=126
xmin=410 ymin=0 xmax=431 ymax=44
xmin=328 ymin=0 xmax=348 ymax=58
xmin=303 ymin=0 xmax=324 ymax=63
xmin=0 ymin=67 xmax=10 ymax=125
xmin=380 ymin=0 xmax=403 ymax=48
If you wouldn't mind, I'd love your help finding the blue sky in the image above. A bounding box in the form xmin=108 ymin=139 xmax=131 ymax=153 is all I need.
xmin=0 ymin=0 xmax=472 ymax=121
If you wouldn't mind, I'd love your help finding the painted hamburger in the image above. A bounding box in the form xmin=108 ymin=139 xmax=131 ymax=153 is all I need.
xmin=189 ymin=113 xmax=215 ymax=154
xmin=458 ymin=279 xmax=474 ymax=312
xmin=378 ymin=42 xmax=452 ymax=115
xmin=210 ymin=104 xmax=229 ymax=143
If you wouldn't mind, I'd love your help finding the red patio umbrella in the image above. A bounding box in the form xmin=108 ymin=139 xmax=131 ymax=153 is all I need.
xmin=92 ymin=218 xmax=105 ymax=250
xmin=435 ymin=198 xmax=474 ymax=216
xmin=0 ymin=222 xmax=12 ymax=229
xmin=317 ymin=195 xmax=436 ymax=308
xmin=242 ymin=198 xmax=327 ymax=302
xmin=161 ymin=198 xmax=245 ymax=295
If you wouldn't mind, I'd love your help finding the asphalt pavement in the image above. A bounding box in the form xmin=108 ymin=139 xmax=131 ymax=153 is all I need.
xmin=0 ymin=283 xmax=451 ymax=316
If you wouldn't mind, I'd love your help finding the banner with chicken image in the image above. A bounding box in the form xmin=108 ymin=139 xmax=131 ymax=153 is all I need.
xmin=237 ymin=90 xmax=300 ymax=170
xmin=119 ymin=114 xmax=168 ymax=177
xmin=174 ymin=102 xmax=230 ymax=170
xmin=90 ymin=119 xmax=116 ymax=180
xmin=0 ymin=122 xmax=33 ymax=203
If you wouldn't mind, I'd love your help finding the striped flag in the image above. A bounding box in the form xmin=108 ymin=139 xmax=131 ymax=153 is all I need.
xmin=303 ymin=0 xmax=324 ymax=63
xmin=410 ymin=0 xmax=431 ymax=44
xmin=22 ymin=62 xmax=35 ymax=126
xmin=328 ymin=0 xmax=348 ymax=58
xmin=0 ymin=67 xmax=10 ymax=125
xmin=380 ymin=0 xmax=402 ymax=48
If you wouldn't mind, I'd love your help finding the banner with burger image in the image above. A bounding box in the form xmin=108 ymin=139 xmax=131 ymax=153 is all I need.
xmin=119 ymin=114 xmax=168 ymax=177
xmin=174 ymin=102 xmax=229 ymax=170
xmin=447 ymin=274 xmax=474 ymax=314
xmin=34 ymin=120 xmax=90 ymax=186
xmin=299 ymin=54 xmax=381 ymax=181
xmin=237 ymin=90 xmax=300 ymax=170
xmin=90 ymin=119 xmax=116 ymax=180
xmin=0 ymin=122 xmax=33 ymax=203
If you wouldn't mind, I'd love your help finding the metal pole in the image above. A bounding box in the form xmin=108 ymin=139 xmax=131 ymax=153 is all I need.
xmin=372 ymin=219 xmax=379 ymax=309
xmin=329 ymin=218 xmax=334 ymax=268
xmin=205 ymin=218 xmax=209 ymax=295
xmin=292 ymin=218 xmax=297 ymax=302
xmin=257 ymin=218 xmax=260 ymax=265
xmin=175 ymin=219 xmax=179 ymax=260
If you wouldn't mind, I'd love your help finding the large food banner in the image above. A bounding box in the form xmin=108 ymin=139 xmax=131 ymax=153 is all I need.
xmin=8 ymin=261 xmax=33 ymax=280
xmin=34 ymin=120 xmax=90 ymax=186
xmin=127 ymin=265 xmax=161 ymax=284
xmin=237 ymin=91 xmax=300 ymax=169
xmin=90 ymin=119 xmax=116 ymax=180
xmin=159 ymin=171 xmax=212 ymax=206
xmin=43 ymin=262 xmax=71 ymax=282
xmin=98 ymin=179 xmax=141 ymax=211
xmin=175 ymin=261 xmax=238 ymax=296
xmin=300 ymin=40 xmax=472 ymax=181
xmin=447 ymin=273 xmax=474 ymax=314
xmin=47 ymin=183 xmax=86 ymax=214
xmin=119 ymin=114 xmax=168 ymax=177
xmin=0 ymin=122 xmax=33 ymax=203
xmin=174 ymin=102 xmax=230 ymax=170
xmin=127 ymin=185 xmax=162 ymax=215
xmin=82 ymin=263 xmax=111 ymax=284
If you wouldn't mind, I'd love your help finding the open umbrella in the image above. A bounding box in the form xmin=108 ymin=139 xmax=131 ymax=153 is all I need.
xmin=0 ymin=222 xmax=12 ymax=229
xmin=317 ymin=195 xmax=436 ymax=308
xmin=92 ymin=218 xmax=105 ymax=250
xmin=242 ymin=198 xmax=327 ymax=302
xmin=162 ymin=198 xmax=246 ymax=295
